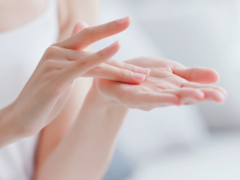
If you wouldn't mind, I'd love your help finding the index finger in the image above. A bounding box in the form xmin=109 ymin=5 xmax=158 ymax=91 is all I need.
xmin=56 ymin=17 xmax=131 ymax=50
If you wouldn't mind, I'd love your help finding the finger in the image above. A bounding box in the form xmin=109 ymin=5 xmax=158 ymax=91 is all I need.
xmin=105 ymin=59 xmax=151 ymax=76
xmin=174 ymin=67 xmax=219 ymax=84
xmin=198 ymin=88 xmax=226 ymax=103
xmin=42 ymin=60 xmax=72 ymax=71
xmin=56 ymin=16 xmax=131 ymax=50
xmin=43 ymin=46 xmax=89 ymax=62
xmin=54 ymin=48 xmax=89 ymax=61
xmin=95 ymin=79 xmax=180 ymax=108
xmin=63 ymin=41 xmax=120 ymax=80
xmin=130 ymin=92 xmax=180 ymax=108
xmin=162 ymin=88 xmax=205 ymax=102
xmin=85 ymin=63 xmax=146 ymax=84
xmin=71 ymin=22 xmax=88 ymax=36
xmin=182 ymin=82 xmax=228 ymax=97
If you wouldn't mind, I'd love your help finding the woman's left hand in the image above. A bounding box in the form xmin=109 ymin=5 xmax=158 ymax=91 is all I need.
xmin=94 ymin=57 xmax=227 ymax=111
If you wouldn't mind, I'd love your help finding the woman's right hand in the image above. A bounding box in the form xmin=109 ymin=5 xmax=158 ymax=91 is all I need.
xmin=0 ymin=17 xmax=149 ymax=146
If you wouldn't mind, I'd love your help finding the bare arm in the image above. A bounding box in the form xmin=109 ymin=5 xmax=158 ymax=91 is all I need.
xmin=35 ymin=57 xmax=227 ymax=179
xmin=36 ymin=83 xmax=128 ymax=180
xmin=35 ymin=0 xmax=98 ymax=175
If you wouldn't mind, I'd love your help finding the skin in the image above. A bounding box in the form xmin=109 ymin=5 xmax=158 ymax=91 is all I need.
xmin=37 ymin=20 xmax=227 ymax=179
xmin=0 ymin=17 xmax=150 ymax=146
xmin=0 ymin=0 xmax=227 ymax=179
xmin=35 ymin=24 xmax=227 ymax=180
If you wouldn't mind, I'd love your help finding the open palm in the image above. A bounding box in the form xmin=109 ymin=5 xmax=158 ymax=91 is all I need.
xmin=95 ymin=57 xmax=227 ymax=111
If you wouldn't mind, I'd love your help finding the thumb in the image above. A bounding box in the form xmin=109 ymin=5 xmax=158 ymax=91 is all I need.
xmin=71 ymin=22 xmax=89 ymax=36
xmin=174 ymin=67 xmax=219 ymax=84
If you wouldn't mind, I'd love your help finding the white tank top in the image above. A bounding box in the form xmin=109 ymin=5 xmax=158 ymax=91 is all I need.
xmin=0 ymin=0 xmax=59 ymax=179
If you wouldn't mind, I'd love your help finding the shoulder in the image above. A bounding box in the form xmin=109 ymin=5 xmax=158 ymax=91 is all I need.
xmin=57 ymin=0 xmax=99 ymax=41
xmin=58 ymin=0 xmax=99 ymax=27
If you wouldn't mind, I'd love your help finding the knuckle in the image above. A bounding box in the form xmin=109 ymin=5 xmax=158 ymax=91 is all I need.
xmin=83 ymin=27 xmax=94 ymax=36
xmin=45 ymin=46 xmax=61 ymax=57
xmin=82 ymin=27 xmax=95 ymax=42
xmin=188 ymin=68 xmax=195 ymax=81
xmin=39 ymin=72 xmax=58 ymax=87
xmin=80 ymin=51 xmax=91 ymax=58
xmin=105 ymin=59 xmax=113 ymax=64
xmin=123 ymin=63 xmax=134 ymax=71
xmin=76 ymin=60 xmax=88 ymax=68
xmin=91 ymin=65 xmax=103 ymax=76
xmin=42 ymin=60 xmax=56 ymax=71
xmin=107 ymin=22 xmax=115 ymax=31
xmin=43 ymin=72 xmax=55 ymax=81
xmin=118 ymin=69 xmax=128 ymax=79
xmin=96 ymin=50 xmax=105 ymax=59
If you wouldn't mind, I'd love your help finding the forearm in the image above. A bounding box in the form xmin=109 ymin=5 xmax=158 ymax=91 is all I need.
xmin=36 ymin=84 xmax=128 ymax=180
xmin=0 ymin=103 xmax=28 ymax=147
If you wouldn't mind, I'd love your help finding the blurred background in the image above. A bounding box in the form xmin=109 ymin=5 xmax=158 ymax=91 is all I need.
xmin=94 ymin=0 xmax=240 ymax=180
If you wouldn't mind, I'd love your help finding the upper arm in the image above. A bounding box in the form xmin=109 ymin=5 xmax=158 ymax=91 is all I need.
xmin=35 ymin=0 xmax=99 ymax=175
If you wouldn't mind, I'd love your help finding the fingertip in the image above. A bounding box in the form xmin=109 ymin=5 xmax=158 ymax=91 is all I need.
xmin=96 ymin=41 xmax=120 ymax=62
xmin=199 ymin=68 xmax=219 ymax=84
xmin=79 ymin=21 xmax=89 ymax=28
xmin=115 ymin=40 xmax=121 ymax=49
xmin=127 ymin=16 xmax=132 ymax=27
xmin=115 ymin=16 xmax=131 ymax=30
xmin=116 ymin=16 xmax=131 ymax=24
xmin=209 ymin=69 xmax=219 ymax=83
xmin=107 ymin=41 xmax=121 ymax=52
xmin=215 ymin=91 xmax=226 ymax=103
xmin=220 ymin=87 xmax=228 ymax=97
xmin=135 ymin=67 xmax=151 ymax=75
xmin=177 ymin=67 xmax=220 ymax=84
xmin=132 ymin=73 xmax=146 ymax=82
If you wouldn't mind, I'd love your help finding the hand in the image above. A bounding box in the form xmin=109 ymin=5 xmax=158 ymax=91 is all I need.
xmin=94 ymin=57 xmax=227 ymax=111
xmin=1 ymin=17 xmax=149 ymax=141
xmin=67 ymin=21 xmax=150 ymax=83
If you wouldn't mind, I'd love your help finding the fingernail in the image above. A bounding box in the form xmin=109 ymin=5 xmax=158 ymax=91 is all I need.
xmin=199 ymin=91 xmax=205 ymax=99
xmin=107 ymin=41 xmax=119 ymax=49
xmin=221 ymin=88 xmax=228 ymax=97
xmin=218 ymin=92 xmax=226 ymax=101
xmin=116 ymin=17 xmax=129 ymax=24
xmin=133 ymin=73 xmax=146 ymax=80
xmin=80 ymin=22 xmax=89 ymax=28
xmin=136 ymin=67 xmax=151 ymax=75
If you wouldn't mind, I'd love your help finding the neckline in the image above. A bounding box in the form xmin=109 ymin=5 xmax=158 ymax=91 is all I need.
xmin=0 ymin=0 xmax=53 ymax=36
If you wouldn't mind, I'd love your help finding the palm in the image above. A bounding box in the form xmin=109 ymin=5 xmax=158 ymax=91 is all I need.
xmin=95 ymin=57 xmax=227 ymax=111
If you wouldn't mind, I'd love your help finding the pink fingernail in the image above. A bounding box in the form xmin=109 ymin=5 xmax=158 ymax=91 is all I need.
xmin=107 ymin=41 xmax=119 ymax=49
xmin=133 ymin=73 xmax=146 ymax=80
xmin=136 ymin=67 xmax=151 ymax=75
xmin=116 ymin=17 xmax=129 ymax=24
xmin=221 ymin=88 xmax=228 ymax=97
xmin=217 ymin=92 xmax=226 ymax=102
